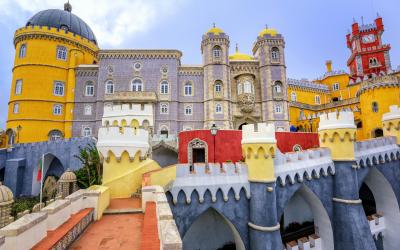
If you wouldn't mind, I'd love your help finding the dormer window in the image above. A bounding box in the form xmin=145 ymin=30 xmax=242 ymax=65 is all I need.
xmin=213 ymin=46 xmax=222 ymax=59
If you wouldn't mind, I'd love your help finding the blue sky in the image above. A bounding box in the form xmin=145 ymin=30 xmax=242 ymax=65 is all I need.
xmin=1 ymin=0 xmax=399 ymax=129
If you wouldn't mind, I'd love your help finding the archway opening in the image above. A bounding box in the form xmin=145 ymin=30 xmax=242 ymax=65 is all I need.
xmin=238 ymin=123 xmax=248 ymax=130
xmin=31 ymin=153 xmax=64 ymax=196
xmin=183 ymin=208 xmax=244 ymax=250
xmin=372 ymin=128 xmax=383 ymax=138
xmin=280 ymin=185 xmax=334 ymax=250
xmin=359 ymin=183 xmax=376 ymax=216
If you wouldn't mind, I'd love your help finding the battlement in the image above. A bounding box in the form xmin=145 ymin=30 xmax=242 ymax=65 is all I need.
xmin=382 ymin=105 xmax=400 ymax=122
xmin=318 ymin=111 xmax=356 ymax=131
xmin=102 ymin=103 xmax=154 ymax=128
xmin=169 ymin=163 xmax=250 ymax=204
xmin=355 ymin=136 xmax=400 ymax=167
xmin=97 ymin=127 xmax=149 ymax=160
xmin=275 ymin=148 xmax=335 ymax=186
xmin=241 ymin=123 xmax=276 ymax=144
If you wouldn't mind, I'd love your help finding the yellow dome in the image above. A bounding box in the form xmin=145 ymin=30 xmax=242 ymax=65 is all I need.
xmin=206 ymin=24 xmax=224 ymax=35
xmin=229 ymin=44 xmax=254 ymax=61
xmin=259 ymin=27 xmax=278 ymax=37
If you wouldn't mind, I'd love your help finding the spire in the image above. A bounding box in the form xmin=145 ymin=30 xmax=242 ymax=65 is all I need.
xmin=235 ymin=43 xmax=239 ymax=53
xmin=64 ymin=0 xmax=72 ymax=12
xmin=213 ymin=22 xmax=216 ymax=28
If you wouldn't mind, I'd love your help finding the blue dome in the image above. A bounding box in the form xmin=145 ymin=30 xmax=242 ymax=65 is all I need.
xmin=26 ymin=8 xmax=97 ymax=44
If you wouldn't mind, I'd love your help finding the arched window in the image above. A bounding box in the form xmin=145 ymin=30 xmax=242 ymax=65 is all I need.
xmin=271 ymin=47 xmax=280 ymax=61
xmin=314 ymin=95 xmax=321 ymax=104
xmin=215 ymin=103 xmax=222 ymax=113
xmin=184 ymin=82 xmax=193 ymax=96
xmin=185 ymin=105 xmax=193 ymax=115
xmin=131 ymin=78 xmax=143 ymax=92
xmin=13 ymin=103 xmax=19 ymax=114
xmin=85 ymin=82 xmax=94 ymax=96
xmin=291 ymin=92 xmax=297 ymax=101
xmin=6 ymin=129 xmax=15 ymax=146
xmin=15 ymin=80 xmax=22 ymax=95
xmin=48 ymin=130 xmax=63 ymax=141
xmin=160 ymin=126 xmax=169 ymax=138
xmin=213 ymin=46 xmax=222 ymax=59
xmin=160 ymin=81 xmax=169 ymax=94
xmin=160 ymin=103 xmax=169 ymax=114
xmin=105 ymin=80 xmax=114 ymax=94
xmin=273 ymin=81 xmax=282 ymax=95
xmin=372 ymin=102 xmax=379 ymax=113
xmin=237 ymin=83 xmax=243 ymax=95
xmin=215 ymin=81 xmax=222 ymax=93
xmin=275 ymin=104 xmax=282 ymax=113
xmin=56 ymin=46 xmax=67 ymax=60
xmin=82 ymin=127 xmax=92 ymax=137
xmin=19 ymin=44 xmax=27 ymax=58
xmin=243 ymin=80 xmax=253 ymax=94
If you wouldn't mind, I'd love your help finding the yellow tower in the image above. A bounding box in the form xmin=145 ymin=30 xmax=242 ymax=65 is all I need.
xmin=318 ymin=111 xmax=357 ymax=161
xmin=357 ymin=75 xmax=400 ymax=139
xmin=382 ymin=105 xmax=400 ymax=144
xmin=241 ymin=123 xmax=276 ymax=182
xmin=6 ymin=2 xmax=99 ymax=144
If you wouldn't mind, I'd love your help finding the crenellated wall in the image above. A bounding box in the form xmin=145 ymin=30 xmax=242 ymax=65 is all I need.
xmin=101 ymin=103 xmax=154 ymax=128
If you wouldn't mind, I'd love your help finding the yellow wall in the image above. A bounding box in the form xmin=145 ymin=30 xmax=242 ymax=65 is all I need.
xmin=319 ymin=128 xmax=356 ymax=161
xmin=6 ymin=26 xmax=98 ymax=144
xmin=242 ymin=143 xmax=275 ymax=182
xmin=87 ymin=185 xmax=110 ymax=220
xmin=316 ymin=74 xmax=350 ymax=99
xmin=145 ymin=165 xmax=177 ymax=189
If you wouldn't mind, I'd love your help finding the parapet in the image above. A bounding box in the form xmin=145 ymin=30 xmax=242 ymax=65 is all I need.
xmin=102 ymin=103 xmax=154 ymax=127
xmin=318 ymin=111 xmax=356 ymax=131
xmin=382 ymin=105 xmax=400 ymax=122
xmin=241 ymin=123 xmax=276 ymax=144
xmin=355 ymin=136 xmax=400 ymax=167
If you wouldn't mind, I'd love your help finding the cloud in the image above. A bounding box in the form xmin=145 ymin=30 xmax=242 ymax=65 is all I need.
xmin=0 ymin=0 xmax=185 ymax=47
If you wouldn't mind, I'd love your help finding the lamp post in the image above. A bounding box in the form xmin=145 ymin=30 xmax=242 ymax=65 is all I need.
xmin=210 ymin=124 xmax=218 ymax=163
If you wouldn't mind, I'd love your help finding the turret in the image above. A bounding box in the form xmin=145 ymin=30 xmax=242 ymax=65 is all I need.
xmin=318 ymin=111 xmax=357 ymax=161
xmin=382 ymin=105 xmax=400 ymax=144
xmin=241 ymin=123 xmax=276 ymax=182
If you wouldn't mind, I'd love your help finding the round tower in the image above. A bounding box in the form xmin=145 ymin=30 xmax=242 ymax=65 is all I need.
xmin=6 ymin=2 xmax=99 ymax=145
xmin=357 ymin=75 xmax=400 ymax=138
xmin=382 ymin=105 xmax=400 ymax=143
xmin=201 ymin=25 xmax=232 ymax=129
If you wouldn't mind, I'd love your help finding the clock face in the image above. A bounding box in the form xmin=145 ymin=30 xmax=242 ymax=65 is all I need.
xmin=362 ymin=34 xmax=376 ymax=44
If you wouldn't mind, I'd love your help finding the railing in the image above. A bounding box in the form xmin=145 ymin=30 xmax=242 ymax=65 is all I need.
xmin=104 ymin=91 xmax=157 ymax=103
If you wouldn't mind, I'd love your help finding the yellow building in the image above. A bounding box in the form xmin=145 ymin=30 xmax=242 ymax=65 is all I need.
xmin=6 ymin=3 xmax=98 ymax=144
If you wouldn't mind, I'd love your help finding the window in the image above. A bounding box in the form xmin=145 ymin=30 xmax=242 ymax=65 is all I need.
xmin=213 ymin=46 xmax=222 ymax=59
xmin=372 ymin=102 xmax=379 ymax=113
xmin=215 ymin=81 xmax=222 ymax=93
xmin=184 ymin=82 xmax=193 ymax=96
xmin=56 ymin=46 xmax=67 ymax=60
xmin=53 ymin=81 xmax=65 ymax=96
xmin=105 ymin=80 xmax=114 ymax=94
xmin=83 ymin=127 xmax=92 ymax=137
xmin=160 ymin=81 xmax=169 ymax=94
xmin=131 ymin=79 xmax=143 ymax=92
xmin=53 ymin=104 xmax=62 ymax=115
xmin=275 ymin=104 xmax=282 ymax=113
xmin=15 ymin=80 xmax=22 ymax=95
xmin=237 ymin=83 xmax=243 ymax=95
xmin=13 ymin=103 xmax=19 ymax=114
xmin=271 ymin=47 xmax=280 ymax=61
xmin=333 ymin=83 xmax=340 ymax=91
xmin=315 ymin=95 xmax=321 ymax=104
xmin=160 ymin=103 xmax=169 ymax=114
xmin=291 ymin=92 xmax=297 ymax=101
xmin=49 ymin=130 xmax=63 ymax=141
xmin=273 ymin=81 xmax=282 ymax=95
xmin=84 ymin=105 xmax=92 ymax=115
xmin=185 ymin=105 xmax=193 ymax=115
xmin=85 ymin=82 xmax=94 ymax=96
xmin=215 ymin=103 xmax=222 ymax=113
xmin=19 ymin=44 xmax=26 ymax=58
xmin=369 ymin=57 xmax=378 ymax=67
xmin=243 ymin=81 xmax=253 ymax=94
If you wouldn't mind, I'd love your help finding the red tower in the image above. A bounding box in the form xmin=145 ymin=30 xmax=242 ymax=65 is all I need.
xmin=346 ymin=16 xmax=391 ymax=79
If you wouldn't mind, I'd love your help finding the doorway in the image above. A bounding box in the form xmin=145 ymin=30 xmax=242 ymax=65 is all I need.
xmin=193 ymin=148 xmax=205 ymax=163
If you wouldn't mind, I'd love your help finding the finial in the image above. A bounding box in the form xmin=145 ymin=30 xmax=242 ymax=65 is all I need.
xmin=265 ymin=24 xmax=268 ymax=29
xmin=213 ymin=22 xmax=216 ymax=28
xmin=64 ymin=0 xmax=72 ymax=12
xmin=235 ymin=43 xmax=239 ymax=53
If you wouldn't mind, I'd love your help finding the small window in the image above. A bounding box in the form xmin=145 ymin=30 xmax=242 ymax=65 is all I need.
xmin=13 ymin=103 xmax=19 ymax=114
xmin=53 ymin=104 xmax=62 ymax=115
xmin=333 ymin=83 xmax=340 ymax=91
xmin=160 ymin=103 xmax=169 ymax=114
xmin=271 ymin=47 xmax=280 ymax=61
xmin=15 ymin=80 xmax=22 ymax=95
xmin=185 ymin=105 xmax=193 ymax=115
xmin=273 ymin=81 xmax=282 ymax=95
xmin=83 ymin=127 xmax=92 ymax=137
xmin=85 ymin=82 xmax=94 ymax=96
xmin=53 ymin=81 xmax=65 ymax=96
xmin=213 ymin=46 xmax=222 ymax=59
xmin=275 ymin=104 xmax=282 ymax=113
xmin=315 ymin=95 xmax=321 ymax=104
xmin=215 ymin=103 xmax=222 ymax=113
xmin=131 ymin=78 xmax=143 ymax=92
xmin=184 ymin=82 xmax=193 ymax=96
xmin=84 ymin=105 xmax=92 ymax=115
xmin=56 ymin=46 xmax=67 ymax=60
xmin=105 ymin=80 xmax=114 ymax=94
xmin=291 ymin=92 xmax=297 ymax=101
xmin=243 ymin=81 xmax=253 ymax=94
xmin=49 ymin=130 xmax=63 ymax=141
xmin=372 ymin=102 xmax=379 ymax=113
xmin=215 ymin=81 xmax=222 ymax=93
xmin=237 ymin=83 xmax=243 ymax=95
xmin=160 ymin=81 xmax=169 ymax=94
xmin=19 ymin=44 xmax=27 ymax=58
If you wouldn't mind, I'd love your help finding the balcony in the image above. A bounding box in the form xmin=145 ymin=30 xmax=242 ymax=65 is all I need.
xmin=105 ymin=91 xmax=157 ymax=103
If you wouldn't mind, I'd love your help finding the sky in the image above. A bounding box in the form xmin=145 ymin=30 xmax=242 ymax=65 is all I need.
xmin=0 ymin=0 xmax=399 ymax=129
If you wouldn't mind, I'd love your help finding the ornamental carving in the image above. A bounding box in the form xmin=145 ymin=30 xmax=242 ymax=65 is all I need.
xmin=238 ymin=93 xmax=255 ymax=113
xmin=188 ymin=138 xmax=208 ymax=164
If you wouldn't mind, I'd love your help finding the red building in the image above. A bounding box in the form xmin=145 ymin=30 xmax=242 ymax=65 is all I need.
xmin=178 ymin=130 xmax=319 ymax=164
xmin=346 ymin=16 xmax=391 ymax=78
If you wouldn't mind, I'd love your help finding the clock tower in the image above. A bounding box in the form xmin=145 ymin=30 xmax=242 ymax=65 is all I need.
xmin=346 ymin=16 xmax=391 ymax=79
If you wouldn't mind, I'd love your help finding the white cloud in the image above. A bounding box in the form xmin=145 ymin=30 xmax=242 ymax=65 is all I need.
xmin=0 ymin=0 xmax=185 ymax=47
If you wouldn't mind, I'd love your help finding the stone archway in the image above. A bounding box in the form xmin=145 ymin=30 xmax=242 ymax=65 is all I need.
xmin=183 ymin=208 xmax=245 ymax=250
xmin=361 ymin=168 xmax=400 ymax=250
xmin=188 ymin=138 xmax=208 ymax=164
xmin=31 ymin=153 xmax=64 ymax=195
xmin=280 ymin=185 xmax=334 ymax=250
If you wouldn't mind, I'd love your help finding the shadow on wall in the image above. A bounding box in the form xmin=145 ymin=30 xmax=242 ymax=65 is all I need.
xmin=152 ymin=146 xmax=178 ymax=168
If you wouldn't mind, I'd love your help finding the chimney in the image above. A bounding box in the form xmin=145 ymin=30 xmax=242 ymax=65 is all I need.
xmin=326 ymin=60 xmax=332 ymax=72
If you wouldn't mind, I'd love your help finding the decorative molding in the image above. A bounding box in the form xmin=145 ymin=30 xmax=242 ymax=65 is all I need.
xmin=332 ymin=197 xmax=362 ymax=204
xmin=248 ymin=222 xmax=280 ymax=232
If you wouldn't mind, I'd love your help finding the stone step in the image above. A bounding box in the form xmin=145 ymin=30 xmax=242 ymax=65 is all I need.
xmin=103 ymin=208 xmax=143 ymax=215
